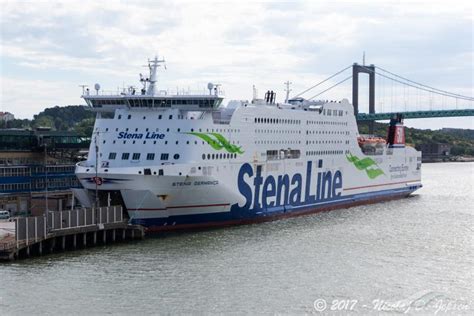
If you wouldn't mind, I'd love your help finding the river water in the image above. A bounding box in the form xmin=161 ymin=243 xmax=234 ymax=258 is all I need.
xmin=1 ymin=163 xmax=473 ymax=315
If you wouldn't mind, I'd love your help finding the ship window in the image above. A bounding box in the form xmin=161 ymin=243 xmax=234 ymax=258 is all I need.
xmin=160 ymin=153 xmax=169 ymax=160
xmin=202 ymin=154 xmax=205 ymax=160
xmin=146 ymin=153 xmax=155 ymax=160
xmin=121 ymin=153 xmax=130 ymax=160
xmin=132 ymin=153 xmax=141 ymax=160
xmin=127 ymin=114 xmax=131 ymax=119
xmin=108 ymin=152 xmax=116 ymax=160
xmin=173 ymin=154 xmax=180 ymax=160
xmin=267 ymin=150 xmax=279 ymax=160
xmin=169 ymin=115 xmax=173 ymax=120
xmin=118 ymin=115 xmax=122 ymax=119
xmin=158 ymin=115 xmax=162 ymax=119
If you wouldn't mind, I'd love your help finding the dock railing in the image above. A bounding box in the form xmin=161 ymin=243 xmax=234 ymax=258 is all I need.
xmin=14 ymin=206 xmax=124 ymax=246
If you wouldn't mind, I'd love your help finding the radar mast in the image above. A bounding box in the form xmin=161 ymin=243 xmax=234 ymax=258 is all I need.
xmin=147 ymin=55 xmax=166 ymax=95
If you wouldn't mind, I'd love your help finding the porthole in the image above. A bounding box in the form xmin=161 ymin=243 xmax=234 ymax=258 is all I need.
xmin=174 ymin=154 xmax=180 ymax=160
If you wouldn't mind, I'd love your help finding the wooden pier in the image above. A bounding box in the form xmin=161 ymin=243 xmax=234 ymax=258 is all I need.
xmin=0 ymin=206 xmax=144 ymax=261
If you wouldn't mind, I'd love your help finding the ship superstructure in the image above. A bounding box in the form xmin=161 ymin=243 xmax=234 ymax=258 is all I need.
xmin=75 ymin=57 xmax=422 ymax=231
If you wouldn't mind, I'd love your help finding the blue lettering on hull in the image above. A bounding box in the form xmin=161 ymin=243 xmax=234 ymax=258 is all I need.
xmin=231 ymin=161 xmax=343 ymax=213
xmin=118 ymin=131 xmax=165 ymax=139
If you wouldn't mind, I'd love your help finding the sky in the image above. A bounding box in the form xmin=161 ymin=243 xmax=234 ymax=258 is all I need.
xmin=0 ymin=0 xmax=473 ymax=130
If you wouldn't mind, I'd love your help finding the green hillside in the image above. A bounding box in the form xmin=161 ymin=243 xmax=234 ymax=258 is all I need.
xmin=358 ymin=122 xmax=474 ymax=156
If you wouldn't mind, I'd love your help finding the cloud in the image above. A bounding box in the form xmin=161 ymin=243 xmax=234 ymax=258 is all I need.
xmin=0 ymin=0 xmax=472 ymax=130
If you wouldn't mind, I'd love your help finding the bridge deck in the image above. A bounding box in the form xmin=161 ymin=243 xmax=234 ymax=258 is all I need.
xmin=356 ymin=109 xmax=474 ymax=121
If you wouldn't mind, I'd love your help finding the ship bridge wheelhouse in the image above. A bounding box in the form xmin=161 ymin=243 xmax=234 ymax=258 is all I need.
xmin=83 ymin=95 xmax=224 ymax=113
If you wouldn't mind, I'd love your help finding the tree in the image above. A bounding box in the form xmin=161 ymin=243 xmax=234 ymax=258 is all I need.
xmin=74 ymin=117 xmax=95 ymax=136
xmin=32 ymin=115 xmax=55 ymax=129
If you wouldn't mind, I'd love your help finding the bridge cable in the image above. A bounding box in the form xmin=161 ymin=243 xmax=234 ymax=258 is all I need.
xmin=293 ymin=65 xmax=352 ymax=98
xmin=359 ymin=65 xmax=474 ymax=102
xmin=376 ymin=66 xmax=474 ymax=101
xmin=308 ymin=75 xmax=353 ymax=100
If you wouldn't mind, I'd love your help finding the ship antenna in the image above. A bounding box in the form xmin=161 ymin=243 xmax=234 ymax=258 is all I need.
xmin=79 ymin=84 xmax=88 ymax=95
xmin=146 ymin=55 xmax=166 ymax=96
xmin=252 ymin=85 xmax=258 ymax=102
xmin=284 ymin=81 xmax=292 ymax=103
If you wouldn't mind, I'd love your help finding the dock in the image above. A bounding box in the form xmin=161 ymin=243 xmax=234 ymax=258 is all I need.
xmin=0 ymin=206 xmax=144 ymax=261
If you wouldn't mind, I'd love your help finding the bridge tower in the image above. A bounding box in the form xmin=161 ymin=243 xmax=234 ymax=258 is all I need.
xmin=352 ymin=63 xmax=376 ymax=133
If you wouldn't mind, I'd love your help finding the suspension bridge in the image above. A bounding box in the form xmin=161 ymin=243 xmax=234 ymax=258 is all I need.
xmin=293 ymin=63 xmax=474 ymax=132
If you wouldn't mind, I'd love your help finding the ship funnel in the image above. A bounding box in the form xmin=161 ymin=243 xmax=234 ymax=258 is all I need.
xmin=387 ymin=114 xmax=405 ymax=148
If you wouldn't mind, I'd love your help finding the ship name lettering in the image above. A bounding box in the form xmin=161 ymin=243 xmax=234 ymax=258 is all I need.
xmin=117 ymin=131 xmax=165 ymax=140
xmin=232 ymin=161 xmax=343 ymax=212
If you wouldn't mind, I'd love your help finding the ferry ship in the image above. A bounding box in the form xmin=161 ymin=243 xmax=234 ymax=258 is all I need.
xmin=74 ymin=57 xmax=422 ymax=232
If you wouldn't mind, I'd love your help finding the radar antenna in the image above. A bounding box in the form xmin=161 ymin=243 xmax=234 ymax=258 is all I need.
xmin=79 ymin=84 xmax=89 ymax=95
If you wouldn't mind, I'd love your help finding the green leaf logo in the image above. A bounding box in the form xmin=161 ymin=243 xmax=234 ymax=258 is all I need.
xmin=346 ymin=152 xmax=384 ymax=179
xmin=186 ymin=132 xmax=244 ymax=154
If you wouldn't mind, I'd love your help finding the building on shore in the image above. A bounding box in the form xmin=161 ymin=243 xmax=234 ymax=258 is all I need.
xmin=0 ymin=112 xmax=15 ymax=123
xmin=418 ymin=143 xmax=451 ymax=162
xmin=0 ymin=129 xmax=89 ymax=216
